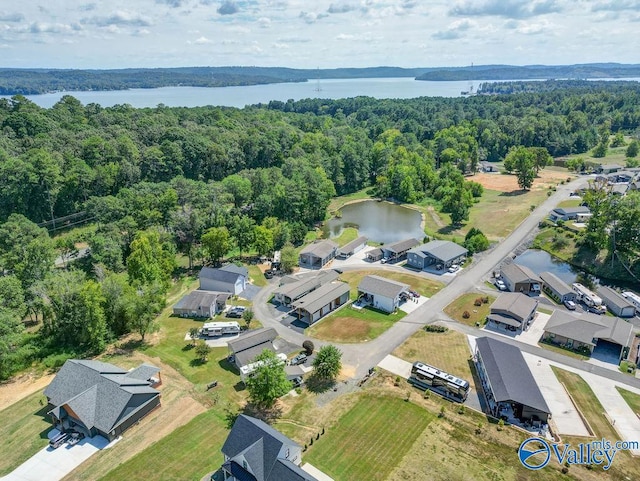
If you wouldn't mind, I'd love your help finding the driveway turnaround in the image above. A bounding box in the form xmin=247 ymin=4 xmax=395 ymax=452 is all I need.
xmin=301 ymin=463 xmax=335 ymax=481
xmin=377 ymin=354 xmax=412 ymax=379
xmin=3 ymin=431 xmax=109 ymax=481
xmin=521 ymin=353 xmax=590 ymax=437
xmin=398 ymin=296 xmax=428 ymax=314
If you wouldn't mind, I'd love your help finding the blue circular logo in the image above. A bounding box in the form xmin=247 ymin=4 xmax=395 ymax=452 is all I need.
xmin=518 ymin=437 xmax=551 ymax=470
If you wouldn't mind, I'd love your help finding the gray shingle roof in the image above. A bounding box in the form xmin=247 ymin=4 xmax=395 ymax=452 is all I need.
xmin=228 ymin=328 xmax=278 ymax=355
xmin=220 ymin=263 xmax=249 ymax=279
xmin=222 ymin=415 xmax=318 ymax=481
xmin=501 ymin=263 xmax=541 ymax=285
xmin=475 ymin=337 xmax=550 ymax=415
xmin=383 ymin=238 xmax=420 ymax=254
xmin=366 ymin=247 xmax=383 ymax=258
xmin=552 ymin=206 xmax=591 ymax=216
xmin=126 ymin=363 xmax=161 ymax=382
xmin=44 ymin=360 xmax=160 ymax=435
xmin=490 ymin=293 xmax=538 ymax=323
xmin=299 ymin=240 xmax=338 ymax=259
xmin=337 ymin=236 xmax=368 ymax=255
xmin=291 ymin=281 xmax=350 ymax=314
xmin=174 ymin=290 xmax=229 ymax=311
xmin=409 ymin=240 xmax=468 ymax=264
xmin=597 ymin=286 xmax=634 ymax=311
xmin=358 ymin=275 xmax=409 ymax=299
xmin=539 ymin=272 xmax=573 ymax=297
xmin=274 ymin=271 xmax=339 ymax=301
xmin=200 ymin=266 xmax=243 ymax=284
xmin=545 ymin=311 xmax=633 ymax=347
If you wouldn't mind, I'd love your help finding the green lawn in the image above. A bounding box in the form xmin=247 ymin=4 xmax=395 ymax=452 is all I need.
xmin=333 ymin=226 xmax=359 ymax=247
xmin=307 ymin=305 xmax=406 ymax=343
xmin=552 ymin=367 xmax=640 ymax=479
xmin=538 ymin=340 xmax=589 ymax=360
xmin=444 ymin=292 xmax=495 ymax=327
xmin=0 ymin=389 xmax=51 ymax=476
xmin=99 ymin=409 xmax=229 ymax=481
xmin=616 ymin=387 xmax=640 ymax=414
xmin=247 ymin=264 xmax=267 ymax=287
xmin=556 ymin=198 xmax=583 ymax=208
xmin=305 ymin=394 xmax=432 ymax=481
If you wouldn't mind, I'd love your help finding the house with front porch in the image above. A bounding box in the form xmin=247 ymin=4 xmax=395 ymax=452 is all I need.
xmin=298 ymin=240 xmax=338 ymax=269
xmin=357 ymin=275 xmax=410 ymax=313
xmin=487 ymin=293 xmax=538 ymax=333
xmin=406 ymin=240 xmax=468 ymax=270
xmin=500 ymin=263 xmax=541 ymax=295
xmin=291 ymin=281 xmax=350 ymax=325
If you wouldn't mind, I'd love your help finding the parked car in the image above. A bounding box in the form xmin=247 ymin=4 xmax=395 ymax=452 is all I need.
xmin=409 ymin=289 xmax=420 ymax=298
xmin=333 ymin=268 xmax=343 ymax=274
xmin=380 ymin=258 xmax=387 ymax=264
xmin=587 ymin=305 xmax=605 ymax=315
xmin=67 ymin=432 xmax=85 ymax=446
xmin=495 ymin=279 xmax=507 ymax=291
xmin=564 ymin=300 xmax=577 ymax=310
xmin=49 ymin=432 xmax=70 ymax=449
xmin=291 ymin=376 xmax=304 ymax=388
xmin=226 ymin=307 xmax=246 ymax=318
xmin=290 ymin=353 xmax=307 ymax=366
xmin=264 ymin=270 xmax=275 ymax=279
xmin=448 ymin=264 xmax=460 ymax=273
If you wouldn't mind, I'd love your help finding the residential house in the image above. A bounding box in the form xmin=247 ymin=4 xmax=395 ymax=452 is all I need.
xmin=381 ymin=238 xmax=421 ymax=262
xmin=539 ymin=272 xmax=576 ymax=304
xmin=596 ymin=164 xmax=623 ymax=174
xmin=227 ymin=328 xmax=279 ymax=369
xmin=273 ymin=270 xmax=339 ymax=306
xmin=406 ymin=240 xmax=468 ymax=270
xmin=597 ymin=286 xmax=636 ymax=318
xmin=298 ymin=240 xmax=338 ymax=269
xmin=357 ymin=275 xmax=410 ymax=313
xmin=543 ymin=311 xmax=633 ymax=362
xmin=607 ymin=171 xmax=635 ymax=184
xmin=500 ymin=263 xmax=542 ymax=295
xmin=549 ymin=206 xmax=591 ymax=222
xmin=475 ymin=337 xmax=551 ymax=424
xmin=220 ymin=414 xmax=323 ymax=481
xmin=336 ymin=236 xmax=368 ymax=259
xmin=610 ymin=183 xmax=629 ymax=196
xmin=487 ymin=293 xmax=538 ymax=333
xmin=479 ymin=161 xmax=498 ymax=173
xmin=291 ymin=281 xmax=350 ymax=324
xmin=365 ymin=247 xmax=384 ymax=262
xmin=44 ymin=360 xmax=161 ymax=441
xmin=199 ymin=266 xmax=248 ymax=295
xmin=173 ymin=290 xmax=230 ymax=318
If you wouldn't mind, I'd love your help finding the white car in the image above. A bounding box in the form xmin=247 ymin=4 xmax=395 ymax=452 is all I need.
xmin=448 ymin=264 xmax=460 ymax=273
xmin=495 ymin=279 xmax=507 ymax=290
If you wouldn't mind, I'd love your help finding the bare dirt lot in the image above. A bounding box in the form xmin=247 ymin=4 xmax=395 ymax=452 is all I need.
xmin=0 ymin=373 xmax=55 ymax=412
xmin=469 ymin=170 xmax=572 ymax=193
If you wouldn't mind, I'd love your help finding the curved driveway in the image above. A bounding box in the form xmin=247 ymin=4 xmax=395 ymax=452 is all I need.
xmin=256 ymin=176 xmax=639 ymax=388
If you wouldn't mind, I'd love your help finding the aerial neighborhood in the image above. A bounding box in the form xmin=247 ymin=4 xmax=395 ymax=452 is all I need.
xmin=2 ymin=73 xmax=640 ymax=481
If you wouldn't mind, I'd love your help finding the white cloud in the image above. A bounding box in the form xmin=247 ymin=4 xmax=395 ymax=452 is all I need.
xmin=257 ymin=17 xmax=271 ymax=28
xmin=450 ymin=0 xmax=563 ymax=19
xmin=193 ymin=35 xmax=212 ymax=44
xmin=82 ymin=10 xmax=153 ymax=27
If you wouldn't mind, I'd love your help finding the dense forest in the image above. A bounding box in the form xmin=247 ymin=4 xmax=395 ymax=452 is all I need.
xmin=2 ymin=63 xmax=640 ymax=95
xmin=1 ymin=81 xmax=640 ymax=380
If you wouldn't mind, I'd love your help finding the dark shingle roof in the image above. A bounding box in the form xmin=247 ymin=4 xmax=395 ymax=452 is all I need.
xmin=200 ymin=266 xmax=244 ymax=285
xmin=475 ymin=337 xmax=550 ymax=415
xmin=337 ymin=236 xmax=368 ymax=255
xmin=409 ymin=240 xmax=468 ymax=264
xmin=228 ymin=328 xmax=278 ymax=355
xmin=174 ymin=290 xmax=229 ymax=311
xmin=552 ymin=206 xmax=591 ymax=216
xmin=274 ymin=271 xmax=339 ymax=300
xmin=383 ymin=238 xmax=420 ymax=254
xmin=291 ymin=281 xmax=350 ymax=314
xmin=490 ymin=293 xmax=538 ymax=323
xmin=222 ymin=415 xmax=318 ymax=481
xmin=501 ymin=263 xmax=541 ymax=285
xmin=545 ymin=311 xmax=633 ymax=347
xmin=358 ymin=275 xmax=409 ymax=299
xmin=220 ymin=264 xmax=249 ymax=279
xmin=299 ymin=240 xmax=338 ymax=259
xmin=540 ymin=272 xmax=573 ymax=297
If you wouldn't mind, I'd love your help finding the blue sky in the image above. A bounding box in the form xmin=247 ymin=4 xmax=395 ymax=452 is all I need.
xmin=1 ymin=0 xmax=640 ymax=69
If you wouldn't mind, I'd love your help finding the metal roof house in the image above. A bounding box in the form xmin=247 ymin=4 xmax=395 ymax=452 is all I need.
xmin=597 ymin=286 xmax=636 ymax=318
xmin=475 ymin=337 xmax=551 ymax=424
xmin=357 ymin=275 xmax=410 ymax=313
xmin=500 ymin=263 xmax=541 ymax=295
xmin=539 ymin=272 xmax=576 ymax=304
xmin=298 ymin=240 xmax=338 ymax=269
xmin=173 ymin=290 xmax=230 ymax=318
xmin=44 ymin=360 xmax=161 ymax=441
xmin=365 ymin=247 xmax=384 ymax=262
xmin=291 ymin=281 xmax=350 ymax=325
xmin=406 ymin=240 xmax=468 ymax=270
xmin=273 ymin=270 xmax=339 ymax=307
xmin=336 ymin=236 xmax=368 ymax=259
xmin=221 ymin=414 xmax=321 ymax=481
xmin=381 ymin=238 xmax=421 ymax=262
xmin=487 ymin=293 xmax=538 ymax=333
xmin=596 ymin=163 xmax=623 ymax=174
xmin=543 ymin=311 xmax=633 ymax=362
xmin=199 ymin=266 xmax=248 ymax=295
xmin=228 ymin=328 xmax=279 ymax=369
xmin=549 ymin=206 xmax=591 ymax=222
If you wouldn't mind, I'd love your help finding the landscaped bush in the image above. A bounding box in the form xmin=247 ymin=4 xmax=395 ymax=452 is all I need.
xmin=474 ymin=298 xmax=483 ymax=306
xmin=462 ymin=311 xmax=471 ymax=319
xmin=425 ymin=325 xmax=448 ymax=333
xmin=482 ymin=296 xmax=489 ymax=304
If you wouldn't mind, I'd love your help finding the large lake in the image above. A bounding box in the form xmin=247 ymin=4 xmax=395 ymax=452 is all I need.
xmin=12 ymin=78 xmax=494 ymax=109
xmin=326 ymin=200 xmax=423 ymax=244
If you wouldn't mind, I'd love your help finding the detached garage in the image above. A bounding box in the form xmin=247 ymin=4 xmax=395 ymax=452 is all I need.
xmin=597 ymin=286 xmax=636 ymax=318
xmin=357 ymin=275 xmax=409 ymax=313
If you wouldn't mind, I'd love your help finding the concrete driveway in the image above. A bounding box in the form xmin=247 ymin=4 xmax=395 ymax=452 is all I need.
xmin=398 ymin=296 xmax=428 ymax=314
xmin=3 ymin=430 xmax=109 ymax=481
xmin=240 ymin=284 xmax=261 ymax=301
xmin=377 ymin=354 xmax=412 ymax=379
xmin=482 ymin=312 xmax=549 ymax=347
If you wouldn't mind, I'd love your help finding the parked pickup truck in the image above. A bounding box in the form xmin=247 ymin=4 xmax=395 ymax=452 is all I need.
xmin=49 ymin=432 xmax=70 ymax=449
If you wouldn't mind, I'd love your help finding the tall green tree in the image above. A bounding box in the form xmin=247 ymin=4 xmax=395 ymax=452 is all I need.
xmin=201 ymin=226 xmax=232 ymax=264
xmin=126 ymin=230 xmax=175 ymax=288
xmin=313 ymin=345 xmax=342 ymax=381
xmin=280 ymin=243 xmax=297 ymax=273
xmin=0 ymin=310 xmax=25 ymax=380
xmin=231 ymin=215 xmax=256 ymax=258
xmin=126 ymin=282 xmax=165 ymax=341
xmin=626 ymin=140 xmax=639 ymax=158
xmin=253 ymin=225 xmax=274 ymax=257
xmin=503 ymin=146 xmax=537 ymax=190
xmin=245 ymin=349 xmax=291 ymax=408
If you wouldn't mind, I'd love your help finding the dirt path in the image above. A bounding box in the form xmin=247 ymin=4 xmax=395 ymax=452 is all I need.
xmin=0 ymin=373 xmax=55 ymax=411
xmin=426 ymin=206 xmax=445 ymax=228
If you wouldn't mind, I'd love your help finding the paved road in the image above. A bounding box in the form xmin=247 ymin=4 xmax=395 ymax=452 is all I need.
xmin=256 ymin=175 xmax=640 ymax=391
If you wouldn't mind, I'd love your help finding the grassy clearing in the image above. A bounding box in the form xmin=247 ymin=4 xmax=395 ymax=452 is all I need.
xmin=305 ymin=394 xmax=432 ymax=481
xmin=327 ymin=188 xmax=374 ymax=213
xmin=0 ymin=389 xmax=51 ymax=476
xmin=308 ymin=305 xmax=406 ymax=343
xmin=552 ymin=367 xmax=640 ymax=479
xmin=557 ymin=198 xmax=583 ymax=208
xmin=337 ymin=269 xmax=444 ymax=300
xmin=392 ymin=329 xmax=473 ymax=381
xmin=333 ymin=226 xmax=359 ymax=247
xmin=616 ymin=387 xmax=640 ymax=414
xmin=246 ymin=264 xmax=267 ymax=287
xmin=444 ymin=292 xmax=495 ymax=327
xmin=563 ymin=144 xmax=631 ymax=168
xmin=99 ymin=409 xmax=228 ymax=481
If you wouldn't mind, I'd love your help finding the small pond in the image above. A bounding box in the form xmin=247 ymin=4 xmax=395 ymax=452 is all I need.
xmin=326 ymin=200 xmax=424 ymax=244
xmin=514 ymin=249 xmax=581 ymax=284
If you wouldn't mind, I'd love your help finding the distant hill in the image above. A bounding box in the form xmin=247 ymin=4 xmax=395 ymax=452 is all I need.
xmin=1 ymin=64 xmax=640 ymax=95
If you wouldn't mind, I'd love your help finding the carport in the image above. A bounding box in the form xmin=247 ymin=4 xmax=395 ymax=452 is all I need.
xmin=592 ymin=339 xmax=624 ymax=365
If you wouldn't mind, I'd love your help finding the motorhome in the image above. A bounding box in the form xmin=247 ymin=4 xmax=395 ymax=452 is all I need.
xmin=572 ymin=283 xmax=606 ymax=313
xmin=201 ymin=321 xmax=241 ymax=337
xmin=622 ymin=291 xmax=640 ymax=315
xmin=240 ymin=353 xmax=287 ymax=382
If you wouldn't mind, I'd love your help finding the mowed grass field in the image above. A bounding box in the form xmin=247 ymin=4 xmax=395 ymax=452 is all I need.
xmin=552 ymin=367 xmax=640 ymax=480
xmin=98 ymin=409 xmax=229 ymax=481
xmin=444 ymin=292 xmax=495 ymax=327
xmin=305 ymin=394 xmax=433 ymax=481
xmin=616 ymin=387 xmax=640 ymax=414
xmin=307 ymin=305 xmax=406 ymax=342
xmin=338 ymin=269 xmax=444 ymax=299
xmin=392 ymin=329 xmax=474 ymax=382
xmin=0 ymin=389 xmax=51 ymax=476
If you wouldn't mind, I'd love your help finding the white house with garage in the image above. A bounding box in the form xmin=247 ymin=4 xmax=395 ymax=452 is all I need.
xmin=199 ymin=265 xmax=248 ymax=295
xmin=357 ymin=275 xmax=410 ymax=313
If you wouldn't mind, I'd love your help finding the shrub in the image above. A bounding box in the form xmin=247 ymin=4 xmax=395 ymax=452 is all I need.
xmin=497 ymin=419 xmax=505 ymax=431
xmin=482 ymin=296 xmax=489 ymax=304
xmin=425 ymin=325 xmax=448 ymax=333
xmin=474 ymin=298 xmax=483 ymax=306
xmin=457 ymin=405 xmax=465 ymax=415
xmin=302 ymin=340 xmax=315 ymax=355
xmin=462 ymin=311 xmax=471 ymax=319
xmin=475 ymin=422 xmax=484 ymax=435
xmin=438 ymin=406 xmax=446 ymax=418
xmin=394 ymin=376 xmax=401 ymax=386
